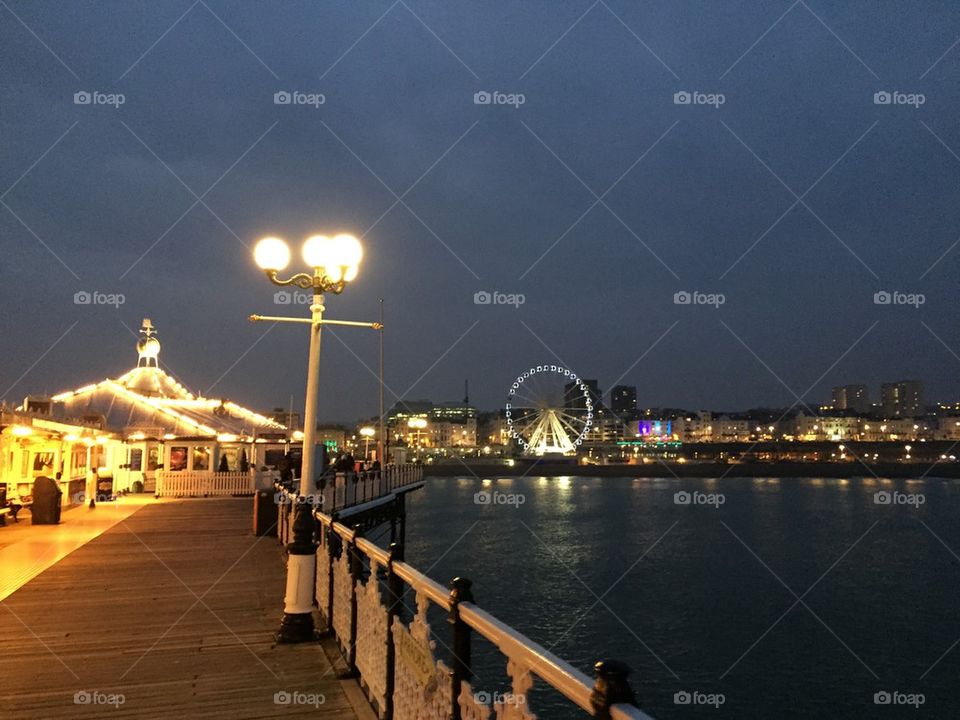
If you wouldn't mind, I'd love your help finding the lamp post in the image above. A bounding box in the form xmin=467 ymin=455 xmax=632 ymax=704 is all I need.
xmin=359 ymin=426 xmax=375 ymax=460
xmin=252 ymin=232 xmax=375 ymax=644
xmin=408 ymin=417 xmax=427 ymax=462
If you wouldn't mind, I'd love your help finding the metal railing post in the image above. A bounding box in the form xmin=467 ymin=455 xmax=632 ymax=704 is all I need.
xmin=589 ymin=660 xmax=638 ymax=719
xmin=447 ymin=576 xmax=474 ymax=720
xmin=325 ymin=514 xmax=338 ymax=632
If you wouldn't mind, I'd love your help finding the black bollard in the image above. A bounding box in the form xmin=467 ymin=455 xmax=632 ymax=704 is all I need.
xmin=590 ymin=659 xmax=638 ymax=719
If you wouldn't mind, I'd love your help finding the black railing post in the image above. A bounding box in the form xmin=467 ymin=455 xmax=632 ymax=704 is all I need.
xmin=589 ymin=660 xmax=638 ymax=719
xmin=346 ymin=523 xmax=362 ymax=675
xmin=447 ymin=576 xmax=474 ymax=720
xmin=384 ymin=542 xmax=404 ymax=720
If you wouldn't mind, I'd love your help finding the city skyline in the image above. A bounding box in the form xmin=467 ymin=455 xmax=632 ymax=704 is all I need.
xmin=4 ymin=2 xmax=960 ymax=423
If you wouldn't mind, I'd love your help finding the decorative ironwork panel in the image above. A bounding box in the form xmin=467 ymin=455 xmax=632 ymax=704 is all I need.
xmin=355 ymin=557 xmax=390 ymax=716
xmin=495 ymin=659 xmax=537 ymax=720
xmin=391 ymin=590 xmax=452 ymax=720
xmin=332 ymin=540 xmax=353 ymax=643
xmin=459 ymin=680 xmax=493 ymax=720
xmin=315 ymin=529 xmax=331 ymax=624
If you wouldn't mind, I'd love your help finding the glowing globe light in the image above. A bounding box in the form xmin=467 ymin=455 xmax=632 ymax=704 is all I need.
xmin=302 ymin=234 xmax=333 ymax=268
xmin=254 ymin=237 xmax=291 ymax=271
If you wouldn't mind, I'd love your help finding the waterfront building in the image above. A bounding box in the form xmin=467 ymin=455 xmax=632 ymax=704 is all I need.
xmin=11 ymin=319 xmax=293 ymax=496
xmin=832 ymin=384 xmax=870 ymax=413
xmin=881 ymin=380 xmax=925 ymax=417
xmin=610 ymin=385 xmax=637 ymax=414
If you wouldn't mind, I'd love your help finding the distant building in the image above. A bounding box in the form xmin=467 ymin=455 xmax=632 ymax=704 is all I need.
xmin=881 ymin=381 xmax=924 ymax=417
xmin=564 ymin=379 xmax=600 ymax=410
xmin=610 ymin=385 xmax=637 ymax=414
xmin=831 ymin=384 xmax=870 ymax=414
xmin=269 ymin=407 xmax=301 ymax=430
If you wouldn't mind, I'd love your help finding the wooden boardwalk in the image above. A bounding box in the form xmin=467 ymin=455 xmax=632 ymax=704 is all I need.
xmin=0 ymin=499 xmax=363 ymax=719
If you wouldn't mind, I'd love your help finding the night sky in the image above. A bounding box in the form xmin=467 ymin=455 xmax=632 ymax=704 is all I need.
xmin=3 ymin=1 xmax=960 ymax=422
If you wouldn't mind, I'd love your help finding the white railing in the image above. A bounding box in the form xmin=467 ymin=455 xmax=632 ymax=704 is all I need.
xmin=155 ymin=470 xmax=257 ymax=497
xmin=314 ymin=517 xmax=653 ymax=720
xmin=274 ymin=466 xmax=654 ymax=719
xmin=276 ymin=465 xmax=424 ymax=545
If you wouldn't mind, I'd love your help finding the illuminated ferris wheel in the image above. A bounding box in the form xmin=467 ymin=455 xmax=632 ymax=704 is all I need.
xmin=505 ymin=365 xmax=594 ymax=455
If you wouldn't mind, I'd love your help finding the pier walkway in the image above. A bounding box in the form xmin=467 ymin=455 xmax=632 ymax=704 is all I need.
xmin=0 ymin=498 xmax=365 ymax=719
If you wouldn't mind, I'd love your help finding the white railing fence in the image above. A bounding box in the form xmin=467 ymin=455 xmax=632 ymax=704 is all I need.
xmin=273 ymin=468 xmax=653 ymax=720
xmin=155 ymin=470 xmax=261 ymax=497
xmin=276 ymin=465 xmax=423 ymax=546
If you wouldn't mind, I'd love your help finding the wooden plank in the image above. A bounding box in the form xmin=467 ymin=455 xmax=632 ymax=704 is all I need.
xmin=0 ymin=499 xmax=358 ymax=719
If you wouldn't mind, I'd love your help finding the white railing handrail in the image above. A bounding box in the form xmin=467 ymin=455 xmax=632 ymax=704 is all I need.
xmin=273 ymin=467 xmax=653 ymax=719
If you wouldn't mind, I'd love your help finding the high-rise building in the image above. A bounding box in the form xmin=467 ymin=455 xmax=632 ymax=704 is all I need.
xmin=831 ymin=384 xmax=870 ymax=414
xmin=564 ymin=379 xmax=600 ymax=410
xmin=881 ymin=380 xmax=924 ymax=417
xmin=610 ymin=385 xmax=637 ymax=414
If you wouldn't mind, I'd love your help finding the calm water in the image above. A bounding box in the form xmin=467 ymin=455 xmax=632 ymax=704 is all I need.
xmin=396 ymin=475 xmax=960 ymax=719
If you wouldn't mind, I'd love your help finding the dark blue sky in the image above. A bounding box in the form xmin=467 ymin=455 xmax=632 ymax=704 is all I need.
xmin=3 ymin=1 xmax=960 ymax=421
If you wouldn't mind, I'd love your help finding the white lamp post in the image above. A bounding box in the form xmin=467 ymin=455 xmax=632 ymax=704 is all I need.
xmin=252 ymin=232 xmax=376 ymax=644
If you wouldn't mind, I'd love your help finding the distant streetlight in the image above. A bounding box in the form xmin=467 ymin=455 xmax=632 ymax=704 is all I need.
xmin=359 ymin=426 xmax=375 ymax=459
xmin=408 ymin=417 xmax=427 ymax=461
xmin=252 ymin=232 xmax=378 ymax=644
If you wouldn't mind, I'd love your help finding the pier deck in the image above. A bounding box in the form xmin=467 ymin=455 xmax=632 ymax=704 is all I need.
xmin=0 ymin=498 xmax=361 ymax=719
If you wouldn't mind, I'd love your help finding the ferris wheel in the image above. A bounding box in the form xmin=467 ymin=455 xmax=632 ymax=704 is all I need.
xmin=505 ymin=365 xmax=594 ymax=455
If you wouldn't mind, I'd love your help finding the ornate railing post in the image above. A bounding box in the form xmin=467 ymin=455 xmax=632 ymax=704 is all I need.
xmin=346 ymin=523 xmax=362 ymax=675
xmin=590 ymin=660 xmax=638 ymax=719
xmin=447 ymin=576 xmax=474 ymax=720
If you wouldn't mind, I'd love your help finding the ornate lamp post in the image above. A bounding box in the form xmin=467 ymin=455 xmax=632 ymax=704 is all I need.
xmin=252 ymin=233 xmax=375 ymax=643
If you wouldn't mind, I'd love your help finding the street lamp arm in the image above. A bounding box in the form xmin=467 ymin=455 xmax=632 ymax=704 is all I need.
xmin=263 ymin=269 xmax=347 ymax=295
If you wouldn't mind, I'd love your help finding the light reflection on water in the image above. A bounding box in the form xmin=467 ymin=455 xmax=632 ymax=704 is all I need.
xmin=399 ymin=475 xmax=960 ymax=719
